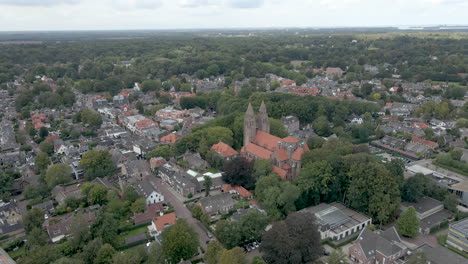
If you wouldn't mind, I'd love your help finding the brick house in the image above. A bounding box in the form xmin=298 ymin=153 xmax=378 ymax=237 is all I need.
xmin=349 ymin=227 xmax=408 ymax=264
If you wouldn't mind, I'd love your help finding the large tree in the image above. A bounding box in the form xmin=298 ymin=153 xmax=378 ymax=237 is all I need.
xmin=347 ymin=162 xmax=400 ymax=224
xmin=218 ymin=247 xmax=247 ymax=264
xmin=260 ymin=212 xmax=323 ymax=264
xmin=397 ymin=206 xmax=420 ymax=238
xmin=35 ymin=152 xmax=51 ymax=173
xmin=205 ymin=240 xmax=224 ymax=264
xmin=80 ymin=150 xmax=116 ymax=180
xmin=160 ymin=219 xmax=199 ymax=263
xmin=222 ymin=157 xmax=254 ymax=189
xmin=45 ymin=163 xmax=72 ymax=187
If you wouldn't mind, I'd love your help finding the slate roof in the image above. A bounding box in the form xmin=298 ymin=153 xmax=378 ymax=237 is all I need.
xmin=357 ymin=227 xmax=406 ymax=259
xmin=198 ymin=193 xmax=237 ymax=214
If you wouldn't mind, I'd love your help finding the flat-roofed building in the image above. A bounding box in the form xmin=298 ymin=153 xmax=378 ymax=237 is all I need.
xmin=447 ymin=218 xmax=468 ymax=252
xmin=300 ymin=202 xmax=371 ymax=241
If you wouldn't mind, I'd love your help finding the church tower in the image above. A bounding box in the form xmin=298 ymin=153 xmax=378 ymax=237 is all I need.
xmin=244 ymin=103 xmax=257 ymax=147
xmin=257 ymin=101 xmax=270 ymax=134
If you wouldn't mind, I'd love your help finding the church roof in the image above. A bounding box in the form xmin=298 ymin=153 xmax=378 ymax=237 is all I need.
xmin=246 ymin=103 xmax=254 ymax=115
xmin=282 ymin=136 xmax=300 ymax=143
xmin=292 ymin=147 xmax=306 ymax=160
xmin=253 ymin=131 xmax=282 ymax=151
xmin=272 ymin=166 xmax=288 ymax=179
xmin=243 ymin=143 xmax=272 ymax=160
xmin=276 ymin=149 xmax=289 ymax=161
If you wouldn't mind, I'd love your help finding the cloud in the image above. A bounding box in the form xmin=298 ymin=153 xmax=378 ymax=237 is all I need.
xmin=177 ymin=0 xmax=220 ymax=8
xmin=228 ymin=0 xmax=263 ymax=9
xmin=0 ymin=0 xmax=79 ymax=6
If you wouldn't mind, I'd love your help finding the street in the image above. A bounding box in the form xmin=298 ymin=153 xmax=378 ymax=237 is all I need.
xmin=149 ymin=177 xmax=210 ymax=250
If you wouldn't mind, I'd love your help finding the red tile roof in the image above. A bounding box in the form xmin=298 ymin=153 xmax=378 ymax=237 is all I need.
xmin=242 ymin=143 xmax=272 ymax=160
xmin=135 ymin=119 xmax=156 ymax=130
xmin=150 ymin=157 xmax=166 ymax=169
xmin=272 ymin=166 xmax=288 ymax=179
xmin=282 ymin=136 xmax=300 ymax=143
xmin=160 ymin=133 xmax=180 ymax=144
xmin=280 ymin=80 xmax=296 ymax=86
xmin=221 ymin=184 xmax=252 ymax=198
xmin=292 ymin=147 xmax=306 ymax=160
xmin=253 ymin=131 xmax=282 ymax=151
xmin=411 ymin=136 xmax=438 ymax=148
xmin=413 ymin=122 xmax=429 ymax=129
xmin=133 ymin=202 xmax=164 ymax=225
xmin=211 ymin=142 xmax=238 ymax=158
xmin=276 ymin=149 xmax=289 ymax=161
xmin=153 ymin=212 xmax=176 ymax=231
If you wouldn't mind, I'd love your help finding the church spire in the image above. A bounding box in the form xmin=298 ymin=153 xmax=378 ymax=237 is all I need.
xmin=257 ymin=101 xmax=270 ymax=133
xmin=244 ymin=103 xmax=257 ymax=147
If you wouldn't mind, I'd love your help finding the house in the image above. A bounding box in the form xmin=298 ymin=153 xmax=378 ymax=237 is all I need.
xmin=155 ymin=107 xmax=186 ymax=121
xmin=51 ymin=184 xmax=83 ymax=205
xmin=148 ymin=212 xmax=177 ymax=237
xmin=446 ymin=218 xmax=468 ymax=252
xmin=0 ymin=201 xmax=24 ymax=237
xmin=448 ymin=180 xmax=468 ymax=207
xmin=91 ymin=177 xmax=117 ymax=192
xmin=32 ymin=200 xmax=55 ymax=216
xmin=160 ymin=133 xmax=180 ymax=144
xmin=325 ymin=67 xmax=344 ymax=77
xmin=113 ymin=94 xmax=129 ymax=107
xmin=159 ymin=164 xmax=199 ymax=197
xmin=241 ymin=102 xmax=309 ymax=179
xmin=182 ymin=152 xmax=210 ymax=170
xmin=186 ymin=170 xmax=225 ymax=192
xmin=150 ymin=157 xmax=166 ymax=171
xmin=221 ymin=184 xmax=253 ymax=200
xmin=122 ymin=160 xmax=152 ymax=182
xmin=280 ymin=115 xmax=300 ymax=135
xmin=349 ymin=227 xmax=408 ymax=264
xmin=400 ymin=196 xmax=452 ymax=234
xmin=211 ymin=142 xmax=239 ymax=161
xmin=133 ymin=202 xmax=164 ymax=225
xmin=300 ymin=202 xmax=371 ymax=241
xmin=196 ymin=193 xmax=237 ymax=220
xmin=46 ymin=211 xmax=96 ymax=243
xmin=134 ymin=180 xmax=164 ymax=205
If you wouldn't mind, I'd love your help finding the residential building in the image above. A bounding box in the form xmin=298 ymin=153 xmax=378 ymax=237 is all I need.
xmin=149 ymin=212 xmax=177 ymax=237
xmin=51 ymin=184 xmax=83 ymax=205
xmin=325 ymin=67 xmax=344 ymax=77
xmin=122 ymin=160 xmax=152 ymax=182
xmin=211 ymin=142 xmax=239 ymax=161
xmin=159 ymin=164 xmax=199 ymax=197
xmin=182 ymin=152 xmax=210 ymax=170
xmin=0 ymin=201 xmax=24 ymax=238
xmin=349 ymin=227 xmax=408 ymax=264
xmin=133 ymin=202 xmax=164 ymax=225
xmin=241 ymin=102 xmax=309 ymax=179
xmin=447 ymin=218 xmax=468 ymax=252
xmin=155 ymin=107 xmax=186 ymax=121
xmin=196 ymin=193 xmax=237 ymax=220
xmin=221 ymin=184 xmax=253 ymax=200
xmin=134 ymin=180 xmax=164 ymax=205
xmin=46 ymin=211 xmax=96 ymax=243
xmin=300 ymin=202 xmax=371 ymax=241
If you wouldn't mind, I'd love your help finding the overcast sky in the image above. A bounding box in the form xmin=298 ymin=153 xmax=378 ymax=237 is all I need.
xmin=0 ymin=0 xmax=467 ymax=31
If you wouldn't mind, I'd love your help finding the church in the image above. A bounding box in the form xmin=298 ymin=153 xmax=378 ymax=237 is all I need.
xmin=241 ymin=101 xmax=309 ymax=179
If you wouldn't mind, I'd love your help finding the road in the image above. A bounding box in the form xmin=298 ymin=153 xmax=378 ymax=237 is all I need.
xmin=149 ymin=177 xmax=210 ymax=250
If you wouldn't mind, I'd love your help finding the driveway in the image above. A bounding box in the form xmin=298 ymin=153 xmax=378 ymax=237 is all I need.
xmin=149 ymin=177 xmax=210 ymax=250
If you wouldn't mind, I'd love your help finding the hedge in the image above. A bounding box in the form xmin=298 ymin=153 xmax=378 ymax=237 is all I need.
xmin=116 ymin=236 xmax=154 ymax=251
